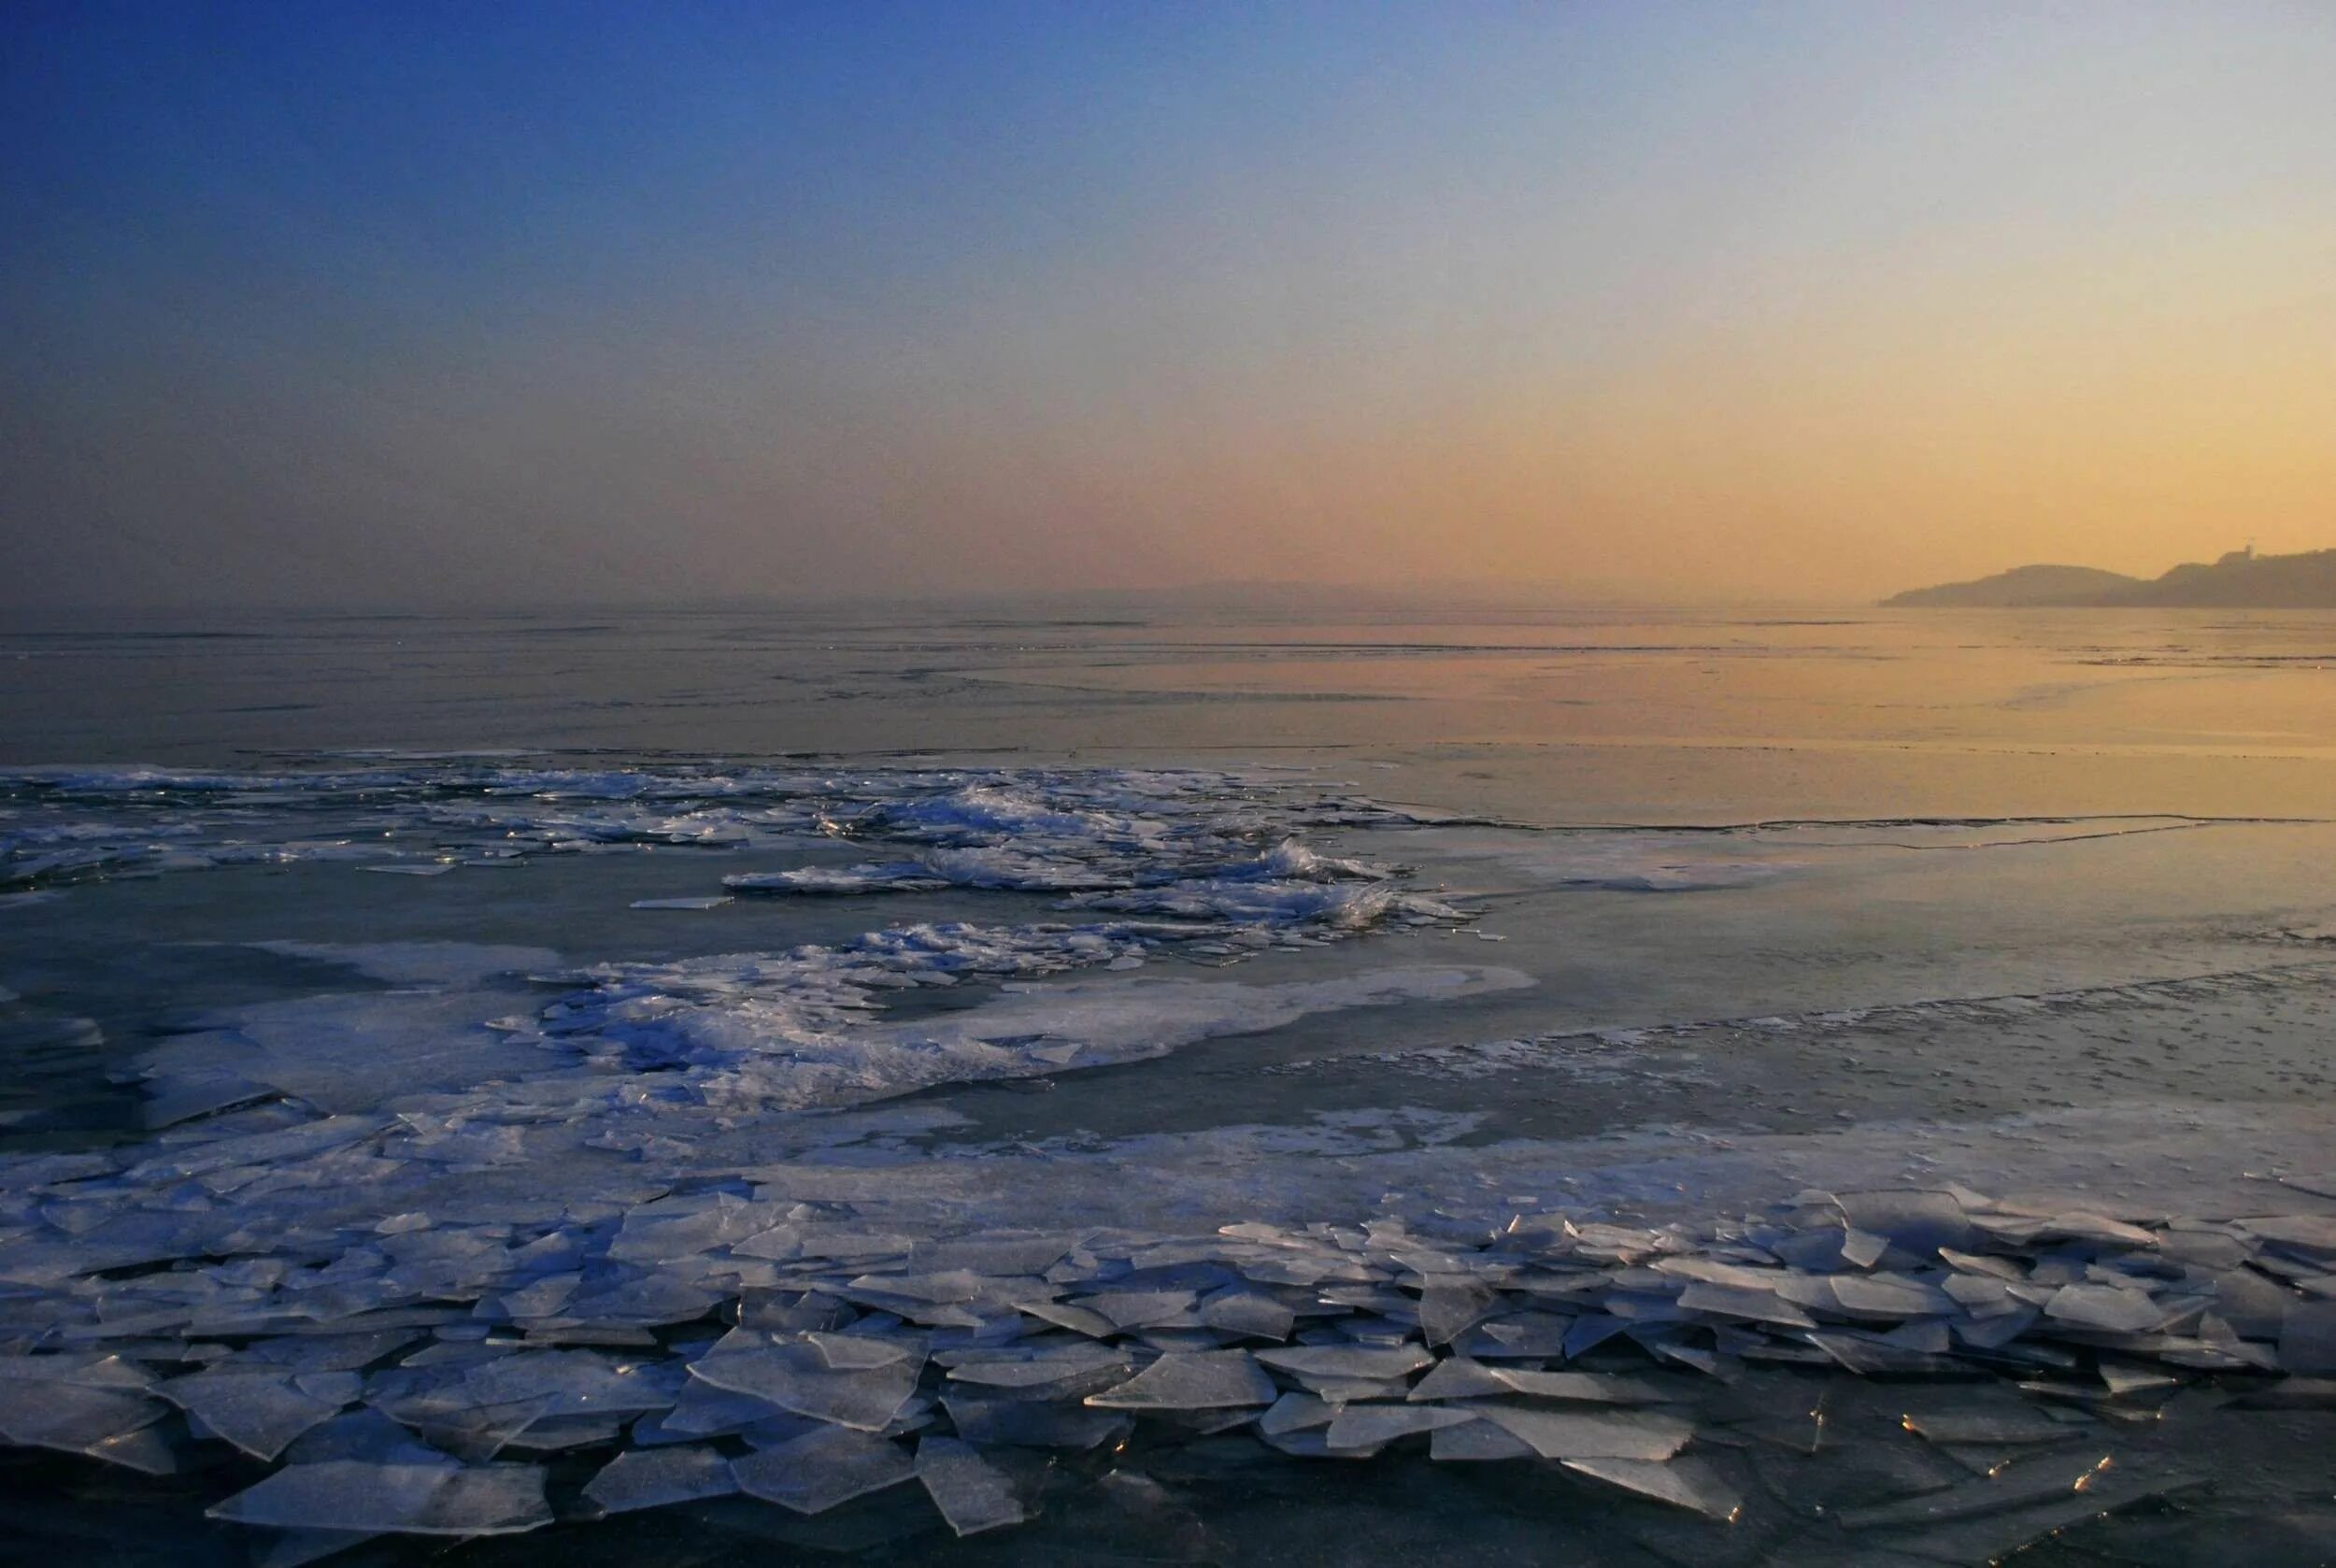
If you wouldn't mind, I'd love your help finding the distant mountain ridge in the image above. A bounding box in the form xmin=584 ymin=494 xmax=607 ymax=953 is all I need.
xmin=1884 ymin=564 xmax=2142 ymax=607
xmin=1886 ymin=549 xmax=2336 ymax=607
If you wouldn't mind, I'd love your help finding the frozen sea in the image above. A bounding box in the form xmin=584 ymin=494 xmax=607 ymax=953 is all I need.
xmin=4 ymin=602 xmax=2336 ymax=1566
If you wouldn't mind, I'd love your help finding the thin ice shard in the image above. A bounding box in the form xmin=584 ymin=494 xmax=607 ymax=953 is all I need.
xmin=730 ymin=1426 xmax=916 ymax=1515
xmin=1074 ymin=1290 xmax=1199 ymax=1330
xmin=1087 ymin=1351 xmax=1276 ymax=1410
xmin=1563 ymin=1456 xmax=1744 ymax=1519
xmin=1417 ymin=1280 xmax=1495 ymax=1346
xmin=690 ymin=1338 xmax=924 ymax=1431
xmin=917 ymin=1436 xmax=1030 ymax=1536
xmin=207 ymin=1461 xmax=552 ymax=1536
xmin=1431 ymin=1418 xmax=1537 ymax=1461
xmin=1491 ymin=1368 xmax=1676 ymax=1404
xmin=2044 ymin=1284 xmax=2165 ymax=1334
xmin=580 ymin=1445 xmax=740 ymax=1514
xmin=1324 ymin=1404 xmax=1473 ymax=1449
xmin=1200 ymin=1291 xmax=1295 ymax=1342
xmin=160 ymin=1369 xmax=346 ymax=1461
xmin=940 ymin=1392 xmax=1131 ymax=1449
xmin=1406 ymin=1357 xmax=1515 ymax=1402
xmin=1480 ymin=1406 xmax=1694 ymax=1461
xmin=807 ymin=1333 xmax=918 ymax=1370
xmin=1676 ymin=1282 xmax=1816 ymax=1328
xmin=0 ymin=1378 xmax=167 ymax=1453
xmin=1253 ymin=1345 xmax=1435 ymax=1382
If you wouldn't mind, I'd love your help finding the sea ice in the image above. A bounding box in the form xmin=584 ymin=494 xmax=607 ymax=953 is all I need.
xmin=1085 ymin=1351 xmax=1277 ymax=1410
xmin=1324 ymin=1403 xmax=1473 ymax=1449
xmin=916 ymin=1436 xmax=1030 ymax=1535
xmin=690 ymin=1334 xmax=924 ymax=1431
xmin=730 ymin=1425 xmax=917 ymax=1514
xmin=1479 ymin=1406 xmax=1694 ymax=1461
xmin=207 ymin=1461 xmax=552 ymax=1536
xmin=1562 ymin=1456 xmax=1743 ymax=1519
xmin=160 ymin=1369 xmax=348 ymax=1460
xmin=580 ymin=1445 xmax=741 ymax=1514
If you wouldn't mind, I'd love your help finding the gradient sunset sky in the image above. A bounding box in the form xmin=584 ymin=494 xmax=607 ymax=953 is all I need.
xmin=4 ymin=1 xmax=2333 ymax=606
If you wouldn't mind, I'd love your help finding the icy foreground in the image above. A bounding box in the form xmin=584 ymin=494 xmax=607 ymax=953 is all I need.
xmin=4 ymin=763 xmax=2336 ymax=1561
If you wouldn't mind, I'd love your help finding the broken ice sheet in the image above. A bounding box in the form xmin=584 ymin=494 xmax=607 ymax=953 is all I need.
xmin=917 ymin=1436 xmax=1033 ymax=1536
xmin=944 ymin=1347 xmax=1134 ymax=1399
xmin=1324 ymin=1403 xmax=1473 ymax=1450
xmin=1071 ymin=1289 xmax=1198 ymax=1330
xmin=581 ymin=1444 xmax=741 ymax=1515
xmin=1253 ymin=1344 xmax=1435 ymax=1383
xmin=208 ymin=1461 xmax=552 ymax=1536
xmin=1563 ymin=1456 xmax=1744 ymax=1520
xmin=730 ymin=1425 xmax=916 ymax=1515
xmin=690 ymin=1334 xmax=923 ymax=1431
xmin=1199 ymin=1290 xmax=1294 ymax=1342
xmin=160 ymin=1368 xmax=347 ymax=1461
xmin=941 ymin=1392 xmax=1131 ymax=1450
xmin=2044 ymin=1283 xmax=2168 ymax=1334
xmin=1480 ymin=1406 xmax=1694 ymax=1461
xmin=807 ymin=1332 xmax=919 ymax=1371
xmin=0 ymin=1376 xmax=167 ymax=1455
xmin=1406 ymin=1357 xmax=1515 ymax=1403
xmin=1431 ymin=1418 xmax=1538 ymax=1461
xmin=1417 ymin=1279 xmax=1495 ymax=1346
xmin=1490 ymin=1368 xmax=1678 ymax=1404
xmin=1087 ymin=1350 xmax=1277 ymax=1410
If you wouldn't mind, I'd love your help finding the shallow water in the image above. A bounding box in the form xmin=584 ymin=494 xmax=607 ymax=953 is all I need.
xmin=4 ymin=604 xmax=2336 ymax=1564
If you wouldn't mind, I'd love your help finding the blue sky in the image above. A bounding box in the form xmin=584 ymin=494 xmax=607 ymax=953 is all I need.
xmin=5 ymin=2 xmax=2333 ymax=605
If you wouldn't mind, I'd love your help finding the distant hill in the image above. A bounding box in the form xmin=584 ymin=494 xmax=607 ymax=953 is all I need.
xmin=1883 ymin=563 xmax=2142 ymax=607
xmin=1886 ymin=549 xmax=2336 ymax=608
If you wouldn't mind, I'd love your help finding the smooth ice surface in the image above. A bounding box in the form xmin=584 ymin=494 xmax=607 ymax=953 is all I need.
xmin=207 ymin=1461 xmax=551 ymax=1535
xmin=916 ymin=1436 xmax=1031 ymax=1536
xmin=580 ymin=1444 xmax=740 ymax=1514
xmin=1478 ymin=1407 xmax=1694 ymax=1461
xmin=1561 ymin=1456 xmax=1744 ymax=1519
xmin=160 ymin=1369 xmax=347 ymax=1461
xmin=730 ymin=1426 xmax=916 ymax=1515
xmin=1086 ymin=1352 xmax=1277 ymax=1410
xmin=691 ymin=1336 xmax=925 ymax=1431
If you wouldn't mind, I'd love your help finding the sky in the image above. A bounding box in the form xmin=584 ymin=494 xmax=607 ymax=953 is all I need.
xmin=3 ymin=1 xmax=2333 ymax=608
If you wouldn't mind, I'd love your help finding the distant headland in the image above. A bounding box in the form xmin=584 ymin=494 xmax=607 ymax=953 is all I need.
xmin=1885 ymin=547 xmax=2336 ymax=607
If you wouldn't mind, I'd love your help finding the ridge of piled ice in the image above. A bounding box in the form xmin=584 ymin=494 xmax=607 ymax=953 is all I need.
xmin=2 ymin=762 xmax=1445 ymax=892
xmin=2 ymin=1144 xmax=2329 ymax=1547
